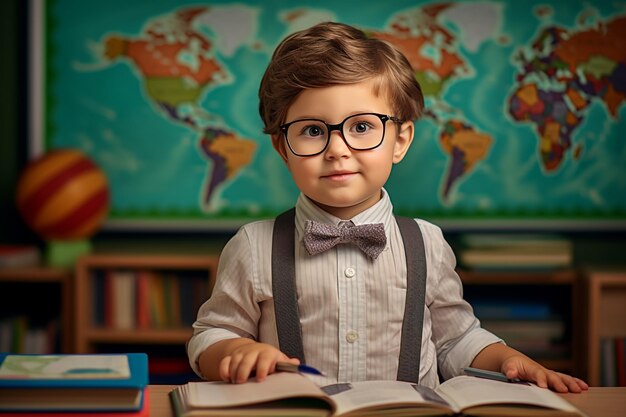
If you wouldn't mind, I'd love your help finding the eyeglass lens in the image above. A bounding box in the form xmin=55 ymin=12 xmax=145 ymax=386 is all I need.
xmin=285 ymin=113 xmax=386 ymax=156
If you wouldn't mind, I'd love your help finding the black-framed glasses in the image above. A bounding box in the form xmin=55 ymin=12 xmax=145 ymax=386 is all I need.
xmin=279 ymin=112 xmax=404 ymax=157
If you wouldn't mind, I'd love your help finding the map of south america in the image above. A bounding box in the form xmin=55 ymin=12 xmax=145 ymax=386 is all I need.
xmin=374 ymin=2 xmax=499 ymax=202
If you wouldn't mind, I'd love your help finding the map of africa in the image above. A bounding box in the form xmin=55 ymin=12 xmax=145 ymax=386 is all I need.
xmin=44 ymin=0 xmax=626 ymax=228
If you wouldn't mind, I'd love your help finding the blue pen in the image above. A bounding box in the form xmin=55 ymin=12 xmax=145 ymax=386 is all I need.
xmin=463 ymin=367 xmax=522 ymax=383
xmin=276 ymin=362 xmax=326 ymax=377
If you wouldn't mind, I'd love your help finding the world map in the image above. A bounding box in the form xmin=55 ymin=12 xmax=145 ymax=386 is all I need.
xmin=44 ymin=0 xmax=626 ymax=228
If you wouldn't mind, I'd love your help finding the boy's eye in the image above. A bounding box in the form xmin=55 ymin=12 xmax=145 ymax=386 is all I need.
xmin=300 ymin=124 xmax=325 ymax=138
xmin=355 ymin=122 xmax=369 ymax=133
xmin=349 ymin=120 xmax=375 ymax=135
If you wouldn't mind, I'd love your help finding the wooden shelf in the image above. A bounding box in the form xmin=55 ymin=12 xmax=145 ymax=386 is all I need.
xmin=585 ymin=270 xmax=626 ymax=386
xmin=0 ymin=266 xmax=70 ymax=282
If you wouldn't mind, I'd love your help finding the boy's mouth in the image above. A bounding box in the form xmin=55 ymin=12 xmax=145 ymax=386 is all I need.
xmin=322 ymin=170 xmax=356 ymax=181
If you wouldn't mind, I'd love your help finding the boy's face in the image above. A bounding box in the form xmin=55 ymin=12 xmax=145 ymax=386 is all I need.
xmin=273 ymin=80 xmax=414 ymax=219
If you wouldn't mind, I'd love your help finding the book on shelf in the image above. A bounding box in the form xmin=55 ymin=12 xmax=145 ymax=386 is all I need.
xmin=0 ymin=316 xmax=60 ymax=354
xmin=601 ymin=338 xmax=616 ymax=386
xmin=601 ymin=337 xmax=626 ymax=387
xmin=457 ymin=233 xmax=572 ymax=270
xmin=0 ymin=244 xmax=41 ymax=269
xmin=460 ymin=234 xmax=572 ymax=249
xmin=0 ymin=353 xmax=148 ymax=412
xmin=472 ymin=301 xmax=552 ymax=320
xmin=169 ymin=371 xmax=584 ymax=417
xmin=616 ymin=338 xmax=626 ymax=387
xmin=111 ymin=270 xmax=137 ymax=330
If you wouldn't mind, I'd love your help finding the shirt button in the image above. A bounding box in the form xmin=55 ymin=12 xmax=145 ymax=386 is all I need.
xmin=344 ymin=267 xmax=356 ymax=278
xmin=346 ymin=330 xmax=358 ymax=343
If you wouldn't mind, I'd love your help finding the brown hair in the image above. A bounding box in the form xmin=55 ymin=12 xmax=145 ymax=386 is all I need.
xmin=258 ymin=22 xmax=424 ymax=136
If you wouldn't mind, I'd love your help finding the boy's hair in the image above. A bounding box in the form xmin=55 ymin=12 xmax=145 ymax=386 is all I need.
xmin=259 ymin=21 xmax=425 ymax=136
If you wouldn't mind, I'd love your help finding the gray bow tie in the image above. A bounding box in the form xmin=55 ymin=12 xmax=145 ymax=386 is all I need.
xmin=303 ymin=220 xmax=386 ymax=259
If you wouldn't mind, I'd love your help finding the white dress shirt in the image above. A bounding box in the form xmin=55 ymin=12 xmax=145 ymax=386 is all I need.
xmin=188 ymin=189 xmax=501 ymax=387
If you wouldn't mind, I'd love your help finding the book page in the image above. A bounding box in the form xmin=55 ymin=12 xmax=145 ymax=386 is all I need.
xmin=436 ymin=376 xmax=578 ymax=413
xmin=325 ymin=380 xmax=452 ymax=416
xmin=0 ymin=355 xmax=130 ymax=379
xmin=182 ymin=372 xmax=332 ymax=409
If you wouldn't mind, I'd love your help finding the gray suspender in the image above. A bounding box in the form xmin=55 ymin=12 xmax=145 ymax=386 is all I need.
xmin=394 ymin=216 xmax=427 ymax=383
xmin=271 ymin=208 xmax=305 ymax=363
xmin=271 ymin=208 xmax=427 ymax=383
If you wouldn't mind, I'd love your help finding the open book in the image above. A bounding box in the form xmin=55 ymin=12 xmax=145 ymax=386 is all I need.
xmin=169 ymin=372 xmax=585 ymax=417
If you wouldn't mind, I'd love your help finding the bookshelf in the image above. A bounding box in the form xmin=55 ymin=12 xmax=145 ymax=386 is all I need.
xmin=457 ymin=269 xmax=582 ymax=377
xmin=584 ymin=270 xmax=626 ymax=386
xmin=74 ymin=253 xmax=218 ymax=383
xmin=0 ymin=266 xmax=72 ymax=353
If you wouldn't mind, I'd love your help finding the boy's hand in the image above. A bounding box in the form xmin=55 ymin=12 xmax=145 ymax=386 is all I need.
xmin=501 ymin=355 xmax=588 ymax=393
xmin=219 ymin=341 xmax=300 ymax=383
xmin=472 ymin=343 xmax=588 ymax=393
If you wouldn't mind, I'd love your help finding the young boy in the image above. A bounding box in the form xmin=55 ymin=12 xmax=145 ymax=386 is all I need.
xmin=188 ymin=22 xmax=587 ymax=393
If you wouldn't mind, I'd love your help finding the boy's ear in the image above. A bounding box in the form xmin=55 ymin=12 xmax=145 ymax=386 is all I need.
xmin=392 ymin=120 xmax=414 ymax=163
xmin=271 ymin=134 xmax=290 ymax=163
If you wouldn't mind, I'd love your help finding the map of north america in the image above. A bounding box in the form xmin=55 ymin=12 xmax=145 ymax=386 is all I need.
xmin=103 ymin=6 xmax=256 ymax=205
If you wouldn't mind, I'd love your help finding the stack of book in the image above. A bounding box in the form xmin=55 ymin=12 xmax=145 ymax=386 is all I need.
xmin=0 ymin=353 xmax=148 ymax=416
xmin=457 ymin=234 xmax=573 ymax=270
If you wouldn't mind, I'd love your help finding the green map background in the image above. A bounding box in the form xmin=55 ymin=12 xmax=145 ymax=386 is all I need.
xmin=41 ymin=0 xmax=626 ymax=229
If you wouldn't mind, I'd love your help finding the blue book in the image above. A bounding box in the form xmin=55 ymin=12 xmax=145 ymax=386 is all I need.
xmin=0 ymin=353 xmax=148 ymax=412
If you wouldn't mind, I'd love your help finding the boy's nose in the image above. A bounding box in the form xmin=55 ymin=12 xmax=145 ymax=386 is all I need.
xmin=324 ymin=131 xmax=351 ymax=159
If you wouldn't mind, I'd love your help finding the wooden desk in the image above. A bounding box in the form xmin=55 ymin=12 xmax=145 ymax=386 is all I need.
xmin=150 ymin=385 xmax=626 ymax=417
xmin=559 ymin=388 xmax=626 ymax=417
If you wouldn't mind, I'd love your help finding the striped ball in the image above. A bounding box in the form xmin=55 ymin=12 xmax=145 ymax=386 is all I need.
xmin=16 ymin=149 xmax=110 ymax=240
